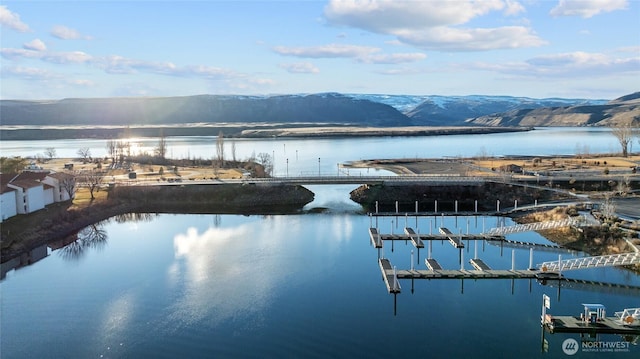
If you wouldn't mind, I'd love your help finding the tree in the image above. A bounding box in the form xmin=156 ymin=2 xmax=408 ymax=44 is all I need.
xmin=106 ymin=140 xmax=117 ymax=164
xmin=0 ymin=157 xmax=28 ymax=173
xmin=77 ymin=147 xmax=91 ymax=162
xmin=216 ymin=131 xmax=225 ymax=168
xmin=256 ymin=152 xmax=273 ymax=176
xmin=61 ymin=176 xmax=77 ymax=200
xmin=155 ymin=131 xmax=167 ymax=160
xmin=80 ymin=170 xmax=104 ymax=200
xmin=610 ymin=123 xmax=635 ymax=157
xmin=60 ymin=224 xmax=107 ymax=261
xmin=45 ymin=147 xmax=57 ymax=160
xmin=231 ymin=141 xmax=237 ymax=163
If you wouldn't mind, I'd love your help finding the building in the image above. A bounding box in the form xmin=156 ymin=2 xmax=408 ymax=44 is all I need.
xmin=0 ymin=170 xmax=76 ymax=223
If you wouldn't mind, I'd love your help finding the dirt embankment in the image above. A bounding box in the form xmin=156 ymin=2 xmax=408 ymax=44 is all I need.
xmin=349 ymin=182 xmax=573 ymax=212
xmin=0 ymin=183 xmax=314 ymax=263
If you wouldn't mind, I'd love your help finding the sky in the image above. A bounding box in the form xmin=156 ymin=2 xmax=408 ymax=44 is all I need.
xmin=1 ymin=0 xmax=639 ymax=100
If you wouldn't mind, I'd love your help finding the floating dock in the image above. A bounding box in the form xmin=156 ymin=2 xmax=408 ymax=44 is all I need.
xmin=367 ymin=227 xmax=503 ymax=250
xmin=379 ymin=258 xmax=401 ymax=293
xmin=469 ymin=258 xmax=492 ymax=271
xmin=403 ymin=227 xmax=424 ymax=248
xmin=378 ymin=257 xmax=540 ymax=293
xmin=439 ymin=227 xmax=464 ymax=248
xmin=369 ymin=228 xmax=383 ymax=248
xmin=545 ymin=316 xmax=640 ymax=335
xmin=425 ymin=258 xmax=443 ymax=270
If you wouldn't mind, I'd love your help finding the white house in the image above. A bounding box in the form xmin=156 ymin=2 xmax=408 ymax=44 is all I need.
xmin=8 ymin=179 xmax=46 ymax=215
xmin=0 ymin=170 xmax=76 ymax=222
xmin=42 ymin=172 xmax=76 ymax=202
xmin=0 ymin=185 xmax=17 ymax=222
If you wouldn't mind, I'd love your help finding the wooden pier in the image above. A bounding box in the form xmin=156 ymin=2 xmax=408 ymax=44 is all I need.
xmin=544 ymin=316 xmax=640 ymax=335
xmin=469 ymin=258 xmax=492 ymax=271
xmin=379 ymin=258 xmax=401 ymax=293
xmin=367 ymin=227 xmax=503 ymax=250
xmin=378 ymin=257 xmax=540 ymax=293
xmin=369 ymin=228 xmax=383 ymax=248
xmin=426 ymin=258 xmax=443 ymax=270
xmin=439 ymin=227 xmax=464 ymax=248
xmin=403 ymin=227 xmax=424 ymax=248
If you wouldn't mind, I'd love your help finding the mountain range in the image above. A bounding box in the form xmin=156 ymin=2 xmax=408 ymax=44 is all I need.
xmin=0 ymin=92 xmax=637 ymax=133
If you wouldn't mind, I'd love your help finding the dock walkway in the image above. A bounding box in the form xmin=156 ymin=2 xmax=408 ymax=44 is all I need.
xmin=379 ymin=258 xmax=401 ymax=293
xmin=470 ymin=258 xmax=492 ymax=271
xmin=403 ymin=227 xmax=424 ymax=248
xmin=439 ymin=227 xmax=464 ymax=248
xmin=544 ymin=316 xmax=640 ymax=335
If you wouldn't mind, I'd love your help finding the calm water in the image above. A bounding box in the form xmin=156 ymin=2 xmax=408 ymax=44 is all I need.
xmin=1 ymin=129 xmax=639 ymax=358
xmin=0 ymin=127 xmax=624 ymax=177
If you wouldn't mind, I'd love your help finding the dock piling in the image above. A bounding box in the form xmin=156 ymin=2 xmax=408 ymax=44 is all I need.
xmin=529 ymin=248 xmax=534 ymax=270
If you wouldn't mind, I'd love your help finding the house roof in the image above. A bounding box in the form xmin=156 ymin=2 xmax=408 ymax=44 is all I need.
xmin=0 ymin=173 xmax=18 ymax=194
xmin=8 ymin=179 xmax=42 ymax=190
xmin=47 ymin=172 xmax=74 ymax=181
xmin=13 ymin=171 xmax=49 ymax=182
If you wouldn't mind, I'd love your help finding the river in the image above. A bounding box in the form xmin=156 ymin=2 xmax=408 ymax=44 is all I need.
xmin=1 ymin=128 xmax=638 ymax=358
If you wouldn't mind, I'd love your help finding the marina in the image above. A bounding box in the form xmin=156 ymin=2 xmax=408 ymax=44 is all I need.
xmin=542 ymin=299 xmax=640 ymax=336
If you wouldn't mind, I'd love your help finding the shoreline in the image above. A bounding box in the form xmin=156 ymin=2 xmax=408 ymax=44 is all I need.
xmin=0 ymin=125 xmax=531 ymax=140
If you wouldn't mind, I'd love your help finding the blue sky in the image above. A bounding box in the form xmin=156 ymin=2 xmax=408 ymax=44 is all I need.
xmin=1 ymin=0 xmax=638 ymax=100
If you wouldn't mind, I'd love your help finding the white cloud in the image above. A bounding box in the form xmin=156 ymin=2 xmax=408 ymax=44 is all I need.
xmin=274 ymin=43 xmax=426 ymax=64
xmin=0 ymin=48 xmax=42 ymax=60
xmin=273 ymin=43 xmax=378 ymax=58
xmin=0 ymin=6 xmax=30 ymax=32
xmin=396 ymin=25 xmax=546 ymax=51
xmin=324 ymin=0 xmax=543 ymax=51
xmin=50 ymin=25 xmax=93 ymax=40
xmin=358 ymin=52 xmax=426 ymax=64
xmin=279 ymin=62 xmax=320 ymax=74
xmin=1 ymin=65 xmax=60 ymax=80
xmin=42 ymin=51 xmax=93 ymax=64
xmin=69 ymin=79 xmax=95 ymax=87
xmin=23 ymin=38 xmax=47 ymax=51
xmin=473 ymin=51 xmax=640 ymax=78
xmin=1 ymin=44 xmax=274 ymax=93
xmin=550 ymin=0 xmax=628 ymax=18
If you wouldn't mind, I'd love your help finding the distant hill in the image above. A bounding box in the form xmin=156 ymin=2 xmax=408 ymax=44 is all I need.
xmin=402 ymin=95 xmax=606 ymax=125
xmin=0 ymin=93 xmax=410 ymax=127
xmin=1 ymin=93 xmax=634 ymax=133
xmin=467 ymin=92 xmax=640 ymax=127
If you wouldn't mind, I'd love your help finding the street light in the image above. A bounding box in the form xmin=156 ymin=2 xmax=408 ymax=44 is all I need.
xmin=286 ymin=158 xmax=289 ymax=177
xmin=318 ymin=157 xmax=321 ymax=176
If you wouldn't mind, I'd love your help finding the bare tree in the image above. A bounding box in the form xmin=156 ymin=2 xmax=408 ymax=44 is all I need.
xmin=231 ymin=141 xmax=237 ymax=163
xmin=59 ymin=224 xmax=107 ymax=261
xmin=610 ymin=123 xmax=635 ymax=157
xmin=155 ymin=132 xmax=167 ymax=160
xmin=80 ymin=170 xmax=104 ymax=200
xmin=77 ymin=147 xmax=91 ymax=162
xmin=256 ymin=152 xmax=273 ymax=176
xmin=61 ymin=176 xmax=77 ymax=200
xmin=45 ymin=147 xmax=57 ymax=161
xmin=216 ymin=131 xmax=225 ymax=168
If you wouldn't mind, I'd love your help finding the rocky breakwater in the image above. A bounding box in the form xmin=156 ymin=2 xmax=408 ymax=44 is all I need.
xmin=350 ymin=182 xmax=574 ymax=212
xmin=109 ymin=183 xmax=315 ymax=214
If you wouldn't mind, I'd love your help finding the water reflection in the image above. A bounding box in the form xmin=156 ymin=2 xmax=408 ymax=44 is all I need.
xmin=166 ymin=218 xmax=299 ymax=330
xmin=113 ymin=212 xmax=158 ymax=223
xmin=0 ymin=244 xmax=48 ymax=279
xmin=58 ymin=224 xmax=108 ymax=261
